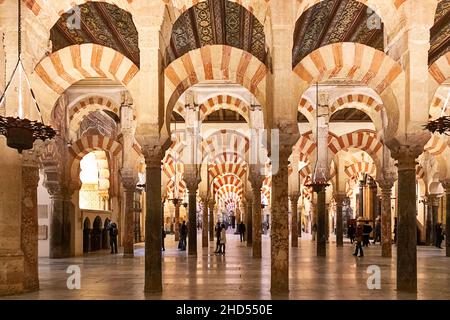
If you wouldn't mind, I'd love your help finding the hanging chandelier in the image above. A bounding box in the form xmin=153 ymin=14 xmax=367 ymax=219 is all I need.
xmin=305 ymin=82 xmax=329 ymax=192
xmin=424 ymin=116 xmax=450 ymax=136
xmin=0 ymin=0 xmax=56 ymax=153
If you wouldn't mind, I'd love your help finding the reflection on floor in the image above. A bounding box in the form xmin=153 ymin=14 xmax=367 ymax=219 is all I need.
xmin=5 ymin=233 xmax=450 ymax=300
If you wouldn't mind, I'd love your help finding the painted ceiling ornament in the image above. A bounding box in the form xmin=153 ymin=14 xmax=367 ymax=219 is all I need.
xmin=0 ymin=0 xmax=56 ymax=154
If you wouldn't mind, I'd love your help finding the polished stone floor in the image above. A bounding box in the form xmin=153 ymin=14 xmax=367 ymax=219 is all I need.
xmin=4 ymin=232 xmax=450 ymax=300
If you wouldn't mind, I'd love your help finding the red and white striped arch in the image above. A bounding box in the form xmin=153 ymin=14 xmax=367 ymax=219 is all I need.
xmin=298 ymin=97 xmax=315 ymax=124
xmin=166 ymin=178 xmax=186 ymax=200
xmin=32 ymin=44 xmax=139 ymax=112
xmin=429 ymin=52 xmax=450 ymax=102
xmin=416 ymin=165 xmax=425 ymax=181
xmin=199 ymin=95 xmax=250 ymax=122
xmin=328 ymin=130 xmax=383 ymax=165
xmin=330 ymin=93 xmax=383 ymax=114
xmin=165 ymin=45 xmax=268 ymax=116
xmin=293 ymin=43 xmax=404 ymax=100
xmin=162 ymin=154 xmax=185 ymax=180
xmin=202 ymin=129 xmax=250 ymax=162
xmin=213 ymin=174 xmax=243 ymax=193
xmin=209 ymin=162 xmax=247 ymax=180
xmin=262 ymin=176 xmax=271 ymax=204
xmin=69 ymin=135 xmax=122 ymax=181
xmin=344 ymin=161 xmax=377 ymax=180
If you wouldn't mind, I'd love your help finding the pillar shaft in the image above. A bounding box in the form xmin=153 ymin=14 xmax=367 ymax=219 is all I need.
xmin=380 ymin=181 xmax=393 ymax=258
xmin=209 ymin=202 xmax=215 ymax=241
xmin=290 ymin=194 xmax=299 ymax=247
xmin=21 ymin=164 xmax=39 ymax=292
xmin=123 ymin=188 xmax=135 ymax=257
xmin=49 ymin=190 xmax=72 ymax=259
xmin=252 ymin=188 xmax=262 ymax=258
xmin=174 ymin=202 xmax=180 ymax=241
xmin=444 ymin=185 xmax=450 ymax=257
xmin=144 ymin=153 xmax=163 ymax=293
xmin=246 ymin=200 xmax=253 ymax=246
xmin=334 ymin=194 xmax=346 ymax=248
xmin=316 ymin=188 xmax=327 ymax=257
xmin=270 ymin=148 xmax=290 ymax=293
xmin=396 ymin=154 xmax=417 ymax=292
xmin=202 ymin=200 xmax=208 ymax=248
xmin=188 ymin=190 xmax=197 ymax=256
xmin=358 ymin=184 xmax=364 ymax=217
xmin=426 ymin=201 xmax=432 ymax=246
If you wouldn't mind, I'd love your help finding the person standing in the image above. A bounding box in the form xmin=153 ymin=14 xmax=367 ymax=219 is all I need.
xmin=219 ymin=224 xmax=227 ymax=255
xmin=347 ymin=223 xmax=355 ymax=244
xmin=436 ymin=223 xmax=444 ymax=249
xmin=107 ymin=221 xmax=118 ymax=254
xmin=353 ymin=219 xmax=364 ymax=257
xmin=162 ymin=226 xmax=166 ymax=251
xmin=179 ymin=221 xmax=187 ymax=251
xmin=214 ymin=222 xmax=222 ymax=253
xmin=238 ymin=221 xmax=246 ymax=242
xmin=373 ymin=219 xmax=381 ymax=244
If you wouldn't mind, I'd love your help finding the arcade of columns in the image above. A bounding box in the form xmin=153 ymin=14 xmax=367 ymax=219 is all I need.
xmin=0 ymin=0 xmax=450 ymax=296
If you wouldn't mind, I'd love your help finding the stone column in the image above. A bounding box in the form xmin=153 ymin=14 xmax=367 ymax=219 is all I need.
xmin=209 ymin=200 xmax=215 ymax=241
xmin=394 ymin=148 xmax=419 ymax=292
xmin=47 ymin=186 xmax=73 ymax=259
xmin=428 ymin=195 xmax=439 ymax=246
xmin=143 ymin=146 xmax=164 ymax=293
xmin=250 ymin=172 xmax=264 ymax=258
xmin=122 ymin=179 xmax=136 ymax=257
xmin=174 ymin=200 xmax=181 ymax=241
xmin=246 ymin=196 xmax=253 ymax=246
xmin=0 ymin=141 xmax=24 ymax=295
xmin=314 ymin=187 xmax=328 ymax=257
xmin=270 ymin=145 xmax=292 ymax=293
xmin=334 ymin=194 xmax=346 ymax=247
xmin=311 ymin=196 xmax=317 ymax=241
xmin=370 ymin=182 xmax=378 ymax=221
xmin=186 ymin=183 xmax=198 ymax=256
xmin=379 ymin=179 xmax=394 ymax=258
xmin=289 ymin=193 xmax=300 ymax=247
xmin=425 ymin=197 xmax=432 ymax=246
xmin=442 ymin=182 xmax=450 ymax=257
xmin=358 ymin=182 xmax=364 ymax=217
xmin=202 ymin=198 xmax=209 ymax=248
xmin=21 ymin=155 xmax=40 ymax=292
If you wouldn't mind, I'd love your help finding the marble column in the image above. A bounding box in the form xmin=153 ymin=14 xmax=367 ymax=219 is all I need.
xmin=315 ymin=187 xmax=327 ymax=257
xmin=370 ymin=182 xmax=378 ymax=221
xmin=358 ymin=182 xmax=364 ymax=217
xmin=395 ymin=149 xmax=418 ymax=292
xmin=246 ymin=197 xmax=253 ymax=246
xmin=425 ymin=197 xmax=432 ymax=246
xmin=334 ymin=194 xmax=346 ymax=247
xmin=289 ymin=194 xmax=300 ymax=247
xmin=270 ymin=146 xmax=291 ymax=293
xmin=143 ymin=147 xmax=163 ymax=293
xmin=123 ymin=185 xmax=135 ymax=257
xmin=209 ymin=201 xmax=215 ymax=241
xmin=47 ymin=186 xmax=73 ymax=259
xmin=429 ymin=195 xmax=439 ymax=246
xmin=311 ymin=197 xmax=317 ymax=241
xmin=187 ymin=187 xmax=198 ymax=256
xmin=442 ymin=182 xmax=450 ymax=257
xmin=202 ymin=199 xmax=209 ymax=248
xmin=0 ymin=142 xmax=24 ymax=295
xmin=174 ymin=200 xmax=181 ymax=241
xmin=252 ymin=179 xmax=263 ymax=259
xmin=379 ymin=179 xmax=394 ymax=258
xmin=21 ymin=158 xmax=40 ymax=292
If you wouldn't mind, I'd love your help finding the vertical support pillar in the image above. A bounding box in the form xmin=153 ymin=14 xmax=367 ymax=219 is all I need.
xmin=123 ymin=185 xmax=135 ymax=257
xmin=379 ymin=179 xmax=394 ymax=258
xmin=334 ymin=194 xmax=346 ymax=247
xmin=289 ymin=194 xmax=300 ymax=247
xmin=202 ymin=199 xmax=209 ymax=248
xmin=209 ymin=201 xmax=215 ymax=241
xmin=246 ymin=197 xmax=253 ymax=246
xmin=442 ymin=182 xmax=450 ymax=257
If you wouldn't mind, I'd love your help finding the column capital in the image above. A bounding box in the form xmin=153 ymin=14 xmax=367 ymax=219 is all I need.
xmin=22 ymin=141 xmax=46 ymax=168
xmin=333 ymin=193 xmax=348 ymax=204
xmin=440 ymin=180 xmax=450 ymax=193
xmin=249 ymin=171 xmax=265 ymax=191
xmin=378 ymin=179 xmax=395 ymax=192
xmin=120 ymin=168 xmax=137 ymax=190
xmin=426 ymin=194 xmax=441 ymax=207
xmin=142 ymin=144 xmax=165 ymax=168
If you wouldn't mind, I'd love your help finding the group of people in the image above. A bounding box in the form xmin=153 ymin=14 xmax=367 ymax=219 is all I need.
xmin=351 ymin=218 xmax=381 ymax=257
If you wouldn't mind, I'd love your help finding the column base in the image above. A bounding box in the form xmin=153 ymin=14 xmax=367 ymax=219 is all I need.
xmin=0 ymin=251 xmax=24 ymax=296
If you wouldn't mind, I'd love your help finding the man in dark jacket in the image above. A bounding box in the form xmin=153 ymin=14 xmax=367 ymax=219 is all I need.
xmin=179 ymin=221 xmax=187 ymax=251
xmin=214 ymin=222 xmax=222 ymax=253
xmin=107 ymin=222 xmax=118 ymax=254
xmin=238 ymin=222 xmax=246 ymax=242
xmin=353 ymin=222 xmax=364 ymax=257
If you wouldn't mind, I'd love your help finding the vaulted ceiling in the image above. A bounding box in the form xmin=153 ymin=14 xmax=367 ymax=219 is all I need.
xmin=293 ymin=0 xmax=384 ymax=68
xmin=50 ymin=2 xmax=140 ymax=67
xmin=166 ymin=0 xmax=267 ymax=66
xmin=430 ymin=0 xmax=450 ymax=65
